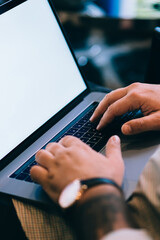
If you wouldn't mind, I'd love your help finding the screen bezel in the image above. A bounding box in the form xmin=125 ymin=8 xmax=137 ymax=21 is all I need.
xmin=0 ymin=0 xmax=90 ymax=170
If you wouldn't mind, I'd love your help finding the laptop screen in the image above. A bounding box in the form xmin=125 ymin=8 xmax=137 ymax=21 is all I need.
xmin=0 ymin=0 xmax=87 ymax=160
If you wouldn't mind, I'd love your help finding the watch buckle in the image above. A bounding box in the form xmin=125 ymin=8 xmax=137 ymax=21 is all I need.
xmin=76 ymin=184 xmax=88 ymax=201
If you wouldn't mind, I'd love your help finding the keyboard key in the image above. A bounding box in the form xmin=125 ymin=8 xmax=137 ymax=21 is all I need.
xmin=88 ymin=128 xmax=97 ymax=133
xmin=25 ymin=175 xmax=33 ymax=183
xmin=80 ymin=137 xmax=89 ymax=143
xmin=84 ymin=122 xmax=93 ymax=128
xmin=84 ymin=113 xmax=93 ymax=119
xmin=74 ymin=132 xmax=84 ymax=138
xmin=87 ymin=142 xmax=96 ymax=148
xmin=16 ymin=173 xmax=28 ymax=181
xmin=73 ymin=123 xmax=83 ymax=129
xmin=61 ymin=133 xmax=73 ymax=138
xmin=93 ymin=140 xmax=107 ymax=152
xmin=55 ymin=138 xmax=61 ymax=142
xmin=79 ymin=127 xmax=89 ymax=133
xmin=89 ymin=136 xmax=101 ymax=143
xmin=66 ymin=128 xmax=78 ymax=134
xmin=94 ymin=132 xmax=103 ymax=137
xmin=83 ymin=132 xmax=93 ymax=138
xmin=29 ymin=161 xmax=37 ymax=167
xmin=23 ymin=167 xmax=30 ymax=174
xmin=78 ymin=119 xmax=88 ymax=124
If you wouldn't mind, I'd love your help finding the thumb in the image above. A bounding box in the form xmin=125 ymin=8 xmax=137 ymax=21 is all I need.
xmin=121 ymin=113 xmax=160 ymax=135
xmin=106 ymin=136 xmax=124 ymax=185
xmin=106 ymin=135 xmax=122 ymax=162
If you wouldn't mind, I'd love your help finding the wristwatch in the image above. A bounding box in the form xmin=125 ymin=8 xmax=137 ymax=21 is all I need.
xmin=58 ymin=178 xmax=122 ymax=209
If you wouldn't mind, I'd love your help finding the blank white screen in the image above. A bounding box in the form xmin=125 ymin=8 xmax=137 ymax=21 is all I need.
xmin=0 ymin=0 xmax=87 ymax=160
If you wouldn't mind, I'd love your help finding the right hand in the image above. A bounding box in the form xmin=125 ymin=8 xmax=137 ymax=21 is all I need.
xmin=90 ymin=82 xmax=160 ymax=135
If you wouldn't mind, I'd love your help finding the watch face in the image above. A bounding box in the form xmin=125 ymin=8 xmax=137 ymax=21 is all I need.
xmin=59 ymin=179 xmax=81 ymax=208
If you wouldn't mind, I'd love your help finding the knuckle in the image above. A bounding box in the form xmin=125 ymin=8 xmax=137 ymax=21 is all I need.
xmin=62 ymin=135 xmax=73 ymax=143
xmin=103 ymin=93 xmax=113 ymax=106
xmin=36 ymin=149 xmax=45 ymax=158
xmin=129 ymin=82 xmax=141 ymax=89
xmin=107 ymin=105 xmax=112 ymax=113
xmin=64 ymin=135 xmax=75 ymax=141
xmin=129 ymin=90 xmax=139 ymax=99
xmin=128 ymin=83 xmax=144 ymax=99
xmin=64 ymin=148 xmax=73 ymax=156
xmin=62 ymin=135 xmax=70 ymax=141
xmin=46 ymin=142 xmax=57 ymax=150
xmin=107 ymin=105 xmax=117 ymax=117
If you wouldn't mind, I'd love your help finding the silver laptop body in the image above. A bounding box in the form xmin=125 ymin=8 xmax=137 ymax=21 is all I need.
xmin=0 ymin=0 xmax=159 ymax=206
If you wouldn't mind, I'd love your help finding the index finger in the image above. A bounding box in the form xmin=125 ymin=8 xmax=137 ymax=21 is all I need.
xmin=90 ymin=87 xmax=127 ymax=122
xmin=97 ymin=94 xmax=140 ymax=130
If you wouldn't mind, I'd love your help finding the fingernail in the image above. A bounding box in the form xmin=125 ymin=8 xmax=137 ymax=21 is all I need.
xmin=35 ymin=151 xmax=41 ymax=159
xmin=96 ymin=124 xmax=100 ymax=130
xmin=90 ymin=114 xmax=94 ymax=122
xmin=111 ymin=135 xmax=120 ymax=143
xmin=122 ymin=125 xmax=131 ymax=134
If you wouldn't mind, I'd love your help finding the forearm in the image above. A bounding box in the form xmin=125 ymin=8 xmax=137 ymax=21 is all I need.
xmin=73 ymin=186 xmax=134 ymax=240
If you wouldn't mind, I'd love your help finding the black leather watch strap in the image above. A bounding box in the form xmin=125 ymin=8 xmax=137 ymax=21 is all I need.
xmin=80 ymin=178 xmax=122 ymax=194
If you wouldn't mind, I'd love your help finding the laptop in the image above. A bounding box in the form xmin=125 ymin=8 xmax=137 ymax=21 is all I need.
xmin=0 ymin=0 xmax=159 ymax=205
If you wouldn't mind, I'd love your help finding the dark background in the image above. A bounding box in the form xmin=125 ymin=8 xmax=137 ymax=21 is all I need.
xmin=1 ymin=0 xmax=160 ymax=89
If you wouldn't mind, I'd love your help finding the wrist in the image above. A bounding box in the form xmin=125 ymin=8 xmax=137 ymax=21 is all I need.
xmin=58 ymin=178 xmax=123 ymax=210
xmin=73 ymin=186 xmax=131 ymax=240
xmin=78 ymin=184 xmax=122 ymax=207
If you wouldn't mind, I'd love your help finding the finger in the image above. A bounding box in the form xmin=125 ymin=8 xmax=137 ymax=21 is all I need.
xmin=35 ymin=149 xmax=55 ymax=169
xmin=97 ymin=95 xmax=140 ymax=130
xmin=106 ymin=136 xmax=124 ymax=183
xmin=46 ymin=142 xmax=65 ymax=156
xmin=30 ymin=165 xmax=48 ymax=185
xmin=106 ymin=135 xmax=122 ymax=162
xmin=59 ymin=135 xmax=81 ymax=147
xmin=90 ymin=88 xmax=127 ymax=122
xmin=122 ymin=112 xmax=160 ymax=135
xmin=30 ymin=166 xmax=58 ymax=202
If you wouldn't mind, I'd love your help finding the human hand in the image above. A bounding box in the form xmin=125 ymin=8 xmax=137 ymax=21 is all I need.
xmin=30 ymin=135 xmax=124 ymax=204
xmin=90 ymin=82 xmax=160 ymax=135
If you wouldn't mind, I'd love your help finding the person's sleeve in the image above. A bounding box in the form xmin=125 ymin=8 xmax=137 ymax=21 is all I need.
xmin=101 ymin=146 xmax=160 ymax=240
xmin=134 ymin=145 xmax=160 ymax=213
xmin=101 ymin=229 xmax=153 ymax=240
xmin=127 ymin=145 xmax=160 ymax=239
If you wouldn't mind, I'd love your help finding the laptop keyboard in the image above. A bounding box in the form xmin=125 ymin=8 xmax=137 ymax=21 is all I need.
xmin=10 ymin=102 xmax=105 ymax=182
xmin=10 ymin=102 xmax=143 ymax=183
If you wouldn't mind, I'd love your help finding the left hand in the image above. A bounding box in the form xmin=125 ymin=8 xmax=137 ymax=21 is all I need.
xmin=30 ymin=135 xmax=124 ymax=203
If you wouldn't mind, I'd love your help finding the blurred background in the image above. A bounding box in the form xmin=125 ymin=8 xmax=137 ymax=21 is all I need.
xmin=1 ymin=0 xmax=160 ymax=89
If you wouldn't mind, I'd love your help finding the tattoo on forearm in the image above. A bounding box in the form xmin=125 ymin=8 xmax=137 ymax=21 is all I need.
xmin=74 ymin=194 xmax=134 ymax=240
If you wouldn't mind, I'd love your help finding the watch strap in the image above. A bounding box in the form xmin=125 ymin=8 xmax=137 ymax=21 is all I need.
xmin=59 ymin=178 xmax=123 ymax=210
xmin=80 ymin=178 xmax=122 ymax=194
